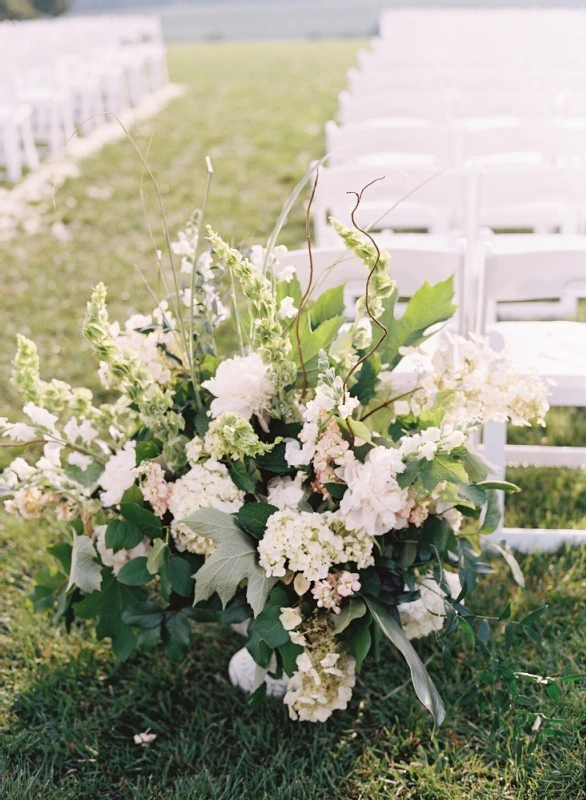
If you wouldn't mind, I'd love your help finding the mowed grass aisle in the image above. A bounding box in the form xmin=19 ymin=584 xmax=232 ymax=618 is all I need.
xmin=1 ymin=43 xmax=585 ymax=800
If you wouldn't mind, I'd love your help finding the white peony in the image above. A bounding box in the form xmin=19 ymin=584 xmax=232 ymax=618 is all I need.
xmin=337 ymin=446 xmax=410 ymax=537
xmin=99 ymin=441 xmax=137 ymax=507
xmin=397 ymin=573 xmax=461 ymax=640
xmin=202 ymin=353 xmax=275 ymax=424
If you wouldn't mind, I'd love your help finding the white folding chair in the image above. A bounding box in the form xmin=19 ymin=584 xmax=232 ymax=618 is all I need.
xmin=312 ymin=164 xmax=467 ymax=247
xmin=455 ymin=121 xmax=556 ymax=166
xmin=472 ymin=165 xmax=586 ymax=234
xmin=346 ymin=66 xmax=444 ymax=95
xmin=338 ymin=90 xmax=448 ymax=125
xmin=478 ymin=243 xmax=586 ymax=549
xmin=0 ymin=103 xmax=39 ymax=182
xmin=325 ymin=119 xmax=453 ymax=166
xmin=449 ymin=90 xmax=557 ymax=122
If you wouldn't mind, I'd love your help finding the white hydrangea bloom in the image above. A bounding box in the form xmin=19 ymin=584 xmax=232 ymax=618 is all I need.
xmin=267 ymin=473 xmax=306 ymax=510
xmin=202 ymin=353 xmax=275 ymax=425
xmin=398 ymin=572 xmax=461 ymax=640
xmin=99 ymin=441 xmax=137 ymax=507
xmin=2 ymin=421 xmax=37 ymax=442
xmin=185 ymin=436 xmax=204 ymax=466
xmin=409 ymin=334 xmax=549 ymax=428
xmin=94 ymin=524 xmax=150 ymax=576
xmin=67 ymin=452 xmax=93 ymax=471
xmin=337 ymin=446 xmax=411 ymax=537
xmin=168 ymin=460 xmax=244 ymax=556
xmin=284 ymin=650 xmax=356 ymax=722
xmin=258 ymin=509 xmax=373 ymax=582
xmin=279 ymin=607 xmax=303 ymax=631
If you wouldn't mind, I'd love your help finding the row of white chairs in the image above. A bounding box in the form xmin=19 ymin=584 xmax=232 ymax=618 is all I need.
xmin=313 ymin=163 xmax=586 ymax=248
xmin=0 ymin=17 xmax=168 ymax=183
xmin=351 ymin=59 xmax=586 ymax=95
xmin=326 ymin=118 xmax=586 ymax=167
xmin=338 ymin=87 xmax=586 ymax=126
xmin=378 ymin=8 xmax=586 ymax=67
xmin=283 ymin=238 xmax=586 ymax=549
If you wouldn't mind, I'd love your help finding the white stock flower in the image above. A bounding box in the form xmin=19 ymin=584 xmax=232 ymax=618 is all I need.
xmin=398 ymin=572 xmax=461 ymax=640
xmin=202 ymin=353 xmax=275 ymax=423
xmin=276 ymin=265 xmax=296 ymax=283
xmin=23 ymin=403 xmax=58 ymax=431
xmin=99 ymin=441 xmax=137 ymax=507
xmin=168 ymin=460 xmax=244 ymax=556
xmin=399 ymin=424 xmax=469 ymax=462
xmin=337 ymin=446 xmax=410 ymax=537
xmin=2 ymin=422 xmax=37 ymax=442
xmin=63 ymin=417 xmax=98 ymax=446
xmin=67 ymin=452 xmax=93 ymax=471
xmin=94 ymin=524 xmax=150 ymax=576
xmin=278 ymin=296 xmax=298 ymax=320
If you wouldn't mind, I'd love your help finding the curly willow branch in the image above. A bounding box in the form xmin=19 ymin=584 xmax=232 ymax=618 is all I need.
xmin=295 ymin=169 xmax=320 ymax=399
xmin=342 ymin=178 xmax=390 ymax=398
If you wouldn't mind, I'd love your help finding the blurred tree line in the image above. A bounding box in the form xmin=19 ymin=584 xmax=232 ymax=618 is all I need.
xmin=1 ymin=0 xmax=70 ymax=19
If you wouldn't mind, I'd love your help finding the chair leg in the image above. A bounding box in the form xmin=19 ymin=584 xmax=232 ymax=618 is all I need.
xmin=21 ymin=116 xmax=40 ymax=170
xmin=3 ymin=121 xmax=23 ymax=182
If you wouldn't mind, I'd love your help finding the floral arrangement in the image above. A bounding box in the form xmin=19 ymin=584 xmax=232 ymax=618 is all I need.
xmin=1 ymin=194 xmax=549 ymax=724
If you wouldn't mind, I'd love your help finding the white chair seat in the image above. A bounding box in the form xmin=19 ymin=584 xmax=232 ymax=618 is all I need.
xmin=489 ymin=320 xmax=586 ymax=404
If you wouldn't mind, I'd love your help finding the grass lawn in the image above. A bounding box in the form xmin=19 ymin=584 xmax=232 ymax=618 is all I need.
xmin=1 ymin=42 xmax=585 ymax=799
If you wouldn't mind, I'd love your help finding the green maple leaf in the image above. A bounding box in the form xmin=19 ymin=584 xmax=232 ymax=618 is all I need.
xmin=182 ymin=508 xmax=277 ymax=617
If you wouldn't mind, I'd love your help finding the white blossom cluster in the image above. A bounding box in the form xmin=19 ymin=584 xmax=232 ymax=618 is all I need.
xmin=202 ymin=353 xmax=275 ymax=429
xmin=284 ymin=646 xmax=356 ymax=722
xmin=258 ymin=509 xmax=374 ymax=582
xmin=168 ymin=460 xmax=244 ymax=556
xmin=397 ymin=572 xmax=461 ymax=640
xmin=312 ymin=571 xmax=361 ymax=614
xmin=400 ymin=334 xmax=550 ymax=427
xmin=399 ymin=423 xmax=470 ymax=462
xmin=102 ymin=307 xmax=179 ymax=389
xmin=336 ymin=446 xmax=412 ymax=537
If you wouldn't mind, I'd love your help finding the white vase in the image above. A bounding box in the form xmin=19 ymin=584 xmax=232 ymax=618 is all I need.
xmin=228 ymin=646 xmax=289 ymax=698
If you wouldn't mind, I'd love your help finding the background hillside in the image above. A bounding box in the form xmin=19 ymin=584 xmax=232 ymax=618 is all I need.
xmin=69 ymin=0 xmax=583 ymax=41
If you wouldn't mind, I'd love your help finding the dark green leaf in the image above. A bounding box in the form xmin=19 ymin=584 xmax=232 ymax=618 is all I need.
xmin=162 ymin=610 xmax=191 ymax=661
xmin=419 ymin=455 xmax=468 ymax=492
xmin=278 ymin=639 xmax=303 ymax=676
xmin=334 ymin=597 xmax=367 ymax=634
xmin=480 ymin=490 xmax=502 ymax=535
xmin=120 ymin=503 xmax=162 ymax=538
xmin=519 ymin=605 xmax=548 ymax=627
xmin=458 ymin=616 xmax=476 ymax=648
xmin=256 ymin=443 xmax=289 ymax=475
xmin=350 ymin=358 xmax=379 ymax=406
xmin=135 ymin=440 xmax=160 ymax=463
xmin=122 ymin=602 xmax=164 ymax=630
xmin=48 ymin=542 xmax=72 ymax=574
xmin=146 ymin=539 xmax=168 ymax=575
xmin=227 ymin=459 xmax=258 ymax=492
xmin=236 ymin=502 xmax=279 ymax=538
xmin=170 ymin=556 xmax=194 ymax=597
xmin=442 ymin=646 xmax=452 ymax=678
xmin=117 ymin=557 xmax=152 ymax=586
xmin=195 ymin=408 xmax=210 ymax=436
xmin=346 ymin=616 xmax=372 ymax=672
xmin=324 ymin=482 xmax=347 ymax=500
xmin=365 ymin=597 xmax=445 ymax=724
xmin=247 ymin=605 xmax=290 ymax=649
xmin=478 ymin=619 xmax=490 ymax=645
xmin=105 ymin=519 xmax=143 ymax=553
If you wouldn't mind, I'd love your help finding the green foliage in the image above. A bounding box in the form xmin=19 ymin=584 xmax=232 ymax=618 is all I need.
xmin=378 ymin=277 xmax=457 ymax=370
xmin=185 ymin=508 xmax=276 ymax=616
xmin=236 ymin=502 xmax=279 ymax=538
xmin=308 ymin=285 xmax=345 ymax=329
xmin=120 ymin=503 xmax=162 ymax=539
xmin=105 ymin=519 xmax=143 ymax=553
